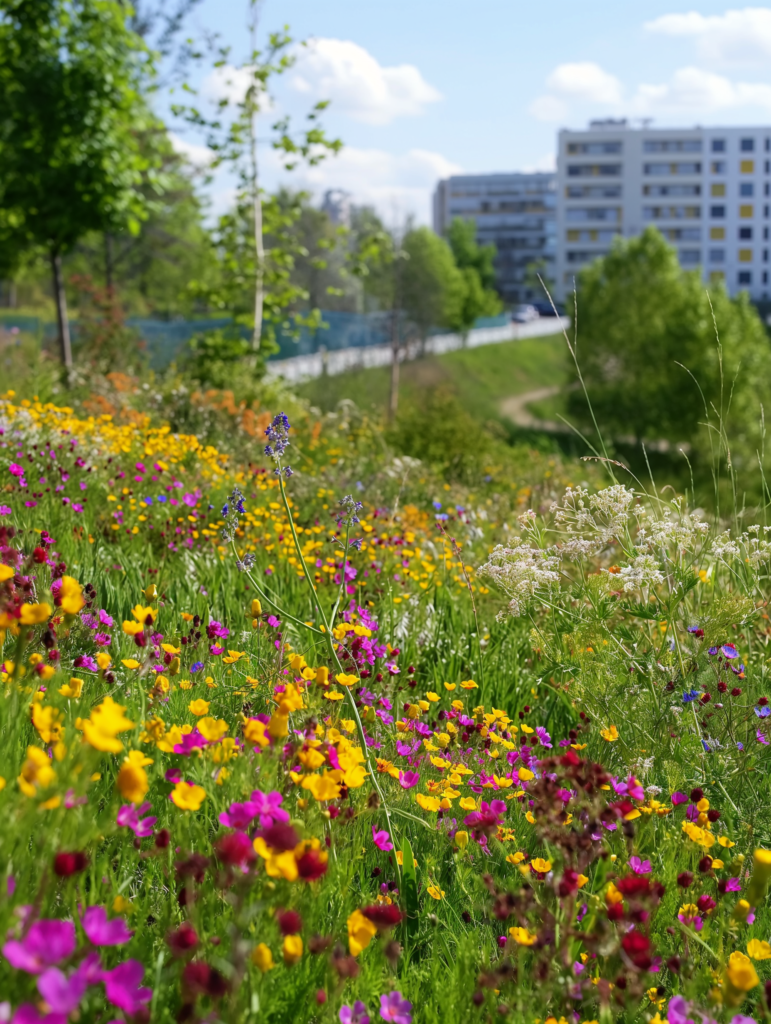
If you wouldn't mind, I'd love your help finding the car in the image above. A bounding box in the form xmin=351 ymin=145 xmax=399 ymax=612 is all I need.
xmin=532 ymin=300 xmax=563 ymax=318
xmin=511 ymin=304 xmax=540 ymax=323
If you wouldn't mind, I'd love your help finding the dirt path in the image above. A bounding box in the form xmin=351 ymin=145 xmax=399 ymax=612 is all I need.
xmin=499 ymin=385 xmax=563 ymax=430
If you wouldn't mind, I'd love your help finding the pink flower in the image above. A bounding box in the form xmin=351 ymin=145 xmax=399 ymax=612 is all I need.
xmin=218 ymin=802 xmax=259 ymax=830
xmin=629 ymin=856 xmax=651 ymax=875
xmin=250 ymin=789 xmax=289 ymax=827
xmin=82 ymin=907 xmax=132 ymax=947
xmin=372 ymin=826 xmax=393 ymax=851
xmin=36 ymin=963 xmax=88 ymax=1014
xmin=101 ymin=960 xmax=152 ymax=1014
xmin=3 ymin=920 xmax=76 ymax=973
xmin=116 ymin=803 xmax=157 ymax=838
xmin=98 ymin=610 xmax=114 ymax=627
xmin=397 ymin=771 xmax=420 ymax=790
xmin=0 ymin=505 xmax=11 ymax=515
xmin=9 ymin=463 xmax=24 ymax=477
xmin=671 ymin=791 xmax=688 ymax=805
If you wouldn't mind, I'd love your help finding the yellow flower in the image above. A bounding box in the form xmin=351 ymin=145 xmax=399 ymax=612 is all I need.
xmin=335 ymin=672 xmax=359 ymax=688
xmin=188 ymin=699 xmax=210 ymax=717
xmin=122 ymin=621 xmax=144 ymax=636
xmin=59 ymin=677 xmax=83 ymax=699
xmin=282 ymin=935 xmax=303 ymax=966
xmin=416 ymin=793 xmax=441 ymax=812
xmin=122 ymin=659 xmax=141 ymax=670
xmin=243 ymin=719 xmax=269 ymax=747
xmin=719 ymin=836 xmax=736 ymax=848
xmin=95 ymin=652 xmax=111 ymax=671
xmin=252 ymin=943 xmax=274 ymax=972
xmin=197 ymin=717 xmax=228 ymax=741
xmin=753 ymin=848 xmax=771 ymax=883
xmin=112 ymin=895 xmax=133 ymax=914
xmin=301 ymin=773 xmax=341 ymax=801
xmin=531 ymin=858 xmax=552 ymax=874
xmin=59 ymin=576 xmax=85 ymax=615
xmin=600 ymin=725 xmax=619 ymax=742
xmin=509 ymin=926 xmax=537 ymax=946
xmin=252 ymin=837 xmax=298 ymax=881
xmin=80 ymin=696 xmax=134 ymax=753
xmin=455 ymin=831 xmax=468 ymax=850
xmin=20 ymin=602 xmax=52 ymax=626
xmin=116 ymin=751 xmax=152 ymax=804
xmin=170 ymin=781 xmax=206 ymax=811
xmin=347 ymin=909 xmax=377 ymax=956
xmin=251 ymin=599 xmax=262 ymax=617
xmin=323 ymin=690 xmax=344 ymax=701
xmin=0 ymin=564 xmax=13 ymax=582
xmin=459 ymin=797 xmax=477 ymax=811
xmin=18 ymin=746 xmax=56 ymax=797
xmin=0 ymin=777 xmax=5 ymax=792
xmin=506 ymin=852 xmax=526 ymax=865
xmin=427 ymin=885 xmax=445 ymax=900
xmin=31 ymin=703 xmax=63 ymax=744
xmin=725 ymin=950 xmax=759 ymax=998
xmin=131 ymin=604 xmax=157 ymax=624
xmin=460 ymin=679 xmax=478 ymax=690
xmin=747 ymin=939 xmax=771 ymax=960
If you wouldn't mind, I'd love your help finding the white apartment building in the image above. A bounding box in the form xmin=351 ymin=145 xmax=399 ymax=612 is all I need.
xmin=433 ymin=172 xmax=556 ymax=305
xmin=555 ymin=120 xmax=771 ymax=302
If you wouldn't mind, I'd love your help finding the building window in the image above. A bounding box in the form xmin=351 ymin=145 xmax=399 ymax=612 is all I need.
xmin=766 ymin=205 xmax=770 ymax=217
xmin=740 ymin=227 xmax=754 ymax=240
xmin=711 ymin=161 xmax=726 ymax=174
xmin=565 ymin=207 xmax=621 ymax=223
xmin=738 ymin=270 xmax=753 ymax=285
xmin=711 ymin=183 xmax=726 ymax=197
xmin=643 ymin=140 xmax=702 ymax=153
xmin=710 ymin=205 xmax=726 ymax=218
xmin=643 ymin=184 xmax=700 ymax=197
xmin=740 ymin=182 xmax=755 ymax=197
xmin=567 ymin=141 xmax=623 ymax=155
xmin=741 ymin=138 xmax=755 ymax=152
xmin=566 ymin=185 xmax=622 ymax=198
xmin=764 ymin=271 xmax=769 ymax=284
xmin=644 ymin=205 xmax=701 ymax=220
xmin=764 ymin=249 xmax=769 ymax=263
xmin=741 ymin=160 xmax=755 ymax=174
xmin=740 ymin=204 xmax=754 ymax=218
xmin=766 ymin=161 xmax=770 ymax=174
xmin=663 ymin=228 xmax=701 ymax=242
xmin=711 ymin=139 xmax=726 ymax=153
xmin=710 ymin=270 xmax=726 ymax=283
xmin=766 ymin=228 xmax=770 ymax=240
xmin=739 ymin=249 xmax=753 ymax=263
xmin=567 ymin=164 xmax=622 ymax=177
xmin=709 ymin=249 xmax=725 ymax=263
xmin=644 ymin=162 xmax=701 ymax=175
xmin=710 ymin=226 xmax=725 ymax=240
xmin=680 ymin=250 xmax=701 ymax=265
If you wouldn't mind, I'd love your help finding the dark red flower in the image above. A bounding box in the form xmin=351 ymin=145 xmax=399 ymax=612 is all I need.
xmin=558 ymin=869 xmax=580 ymax=897
xmin=607 ymin=902 xmax=624 ymax=921
xmin=616 ymin=876 xmax=651 ymax=899
xmin=697 ymin=894 xmax=716 ymax=914
xmin=362 ymin=904 xmax=403 ymax=929
xmin=167 ymin=922 xmax=199 ymax=957
xmin=175 ymin=854 xmax=209 ymax=883
xmin=296 ymin=848 xmax=328 ymax=881
xmin=155 ymin=829 xmax=171 ymax=849
xmin=182 ymin=961 xmax=229 ymax=999
xmin=677 ymin=871 xmax=693 ymax=888
xmin=54 ymin=851 xmax=88 ymax=877
xmin=32 ymin=547 xmax=47 ymax=564
xmin=215 ymin=832 xmax=254 ymax=868
xmin=261 ymin=823 xmax=299 ymax=852
xmin=621 ymin=930 xmax=652 ymax=969
xmin=277 ymin=909 xmax=302 ymax=935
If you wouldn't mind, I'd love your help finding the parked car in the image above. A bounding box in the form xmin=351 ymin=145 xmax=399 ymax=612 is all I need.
xmin=532 ymin=300 xmax=563 ymax=318
xmin=511 ymin=304 xmax=539 ymax=323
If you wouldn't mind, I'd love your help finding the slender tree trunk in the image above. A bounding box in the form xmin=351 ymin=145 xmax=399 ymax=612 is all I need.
xmin=51 ymin=251 xmax=73 ymax=372
xmin=248 ymin=1 xmax=264 ymax=352
xmin=105 ymin=232 xmax=114 ymax=293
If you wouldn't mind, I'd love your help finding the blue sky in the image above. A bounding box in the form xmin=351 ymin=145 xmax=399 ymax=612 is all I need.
xmin=171 ymin=2 xmax=771 ymax=223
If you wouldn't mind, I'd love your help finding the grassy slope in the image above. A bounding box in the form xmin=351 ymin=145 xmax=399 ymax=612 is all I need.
xmin=297 ymin=333 xmax=569 ymax=423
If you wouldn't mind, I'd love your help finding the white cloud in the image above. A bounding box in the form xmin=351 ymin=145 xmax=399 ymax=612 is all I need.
xmin=277 ymin=146 xmax=461 ymax=224
xmin=202 ymin=64 xmax=257 ymax=105
xmin=169 ymin=132 xmax=213 ymax=169
xmin=289 ymin=38 xmax=442 ymax=125
xmin=632 ymin=66 xmax=771 ymax=114
xmin=530 ymin=61 xmax=623 ymax=121
xmin=645 ymin=8 xmax=771 ymax=66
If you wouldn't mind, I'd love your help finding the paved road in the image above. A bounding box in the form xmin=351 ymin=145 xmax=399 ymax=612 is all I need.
xmin=499 ymin=385 xmax=563 ymax=430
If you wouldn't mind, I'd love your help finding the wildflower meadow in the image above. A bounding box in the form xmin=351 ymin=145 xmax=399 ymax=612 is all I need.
xmin=2 ymin=385 xmax=771 ymax=1024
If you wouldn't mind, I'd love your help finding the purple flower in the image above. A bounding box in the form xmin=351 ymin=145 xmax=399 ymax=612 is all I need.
xmin=758 ymin=730 xmax=769 ymax=745
xmin=101 ymin=960 xmax=152 ymax=1014
xmin=266 ymin=615 xmax=280 ymax=628
xmin=668 ymin=995 xmax=696 ymax=1024
xmin=0 ymin=505 xmax=11 ymax=515
xmin=73 ymin=655 xmax=98 ymax=673
xmin=82 ymin=906 xmax=132 ymax=946
xmin=191 ymin=661 xmax=204 ymax=673
xmin=725 ymin=877 xmax=742 ymax=892
xmin=340 ymin=1001 xmax=370 ymax=1024
xmin=116 ymin=803 xmax=157 ymax=838
xmin=629 ymin=856 xmax=651 ymax=875
xmin=372 ymin=826 xmax=393 ymax=851
xmin=379 ymin=991 xmax=412 ymax=1024
xmin=721 ymin=644 xmax=739 ymax=659
xmin=98 ymin=609 xmax=114 ymax=628
xmin=755 ymin=706 xmax=771 ymax=718
xmin=3 ymin=920 xmax=76 ymax=973
xmin=206 ymin=619 xmax=229 ymax=640
xmin=397 ymin=771 xmax=420 ymax=790
xmin=535 ymin=726 xmax=552 ymax=748
xmin=671 ymin=791 xmax=688 ymax=805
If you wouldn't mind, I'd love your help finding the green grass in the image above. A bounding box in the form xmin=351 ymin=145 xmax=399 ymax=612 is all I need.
xmin=297 ymin=334 xmax=569 ymax=423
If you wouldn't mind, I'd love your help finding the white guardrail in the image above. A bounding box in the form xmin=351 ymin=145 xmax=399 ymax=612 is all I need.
xmin=266 ymin=316 xmax=570 ymax=383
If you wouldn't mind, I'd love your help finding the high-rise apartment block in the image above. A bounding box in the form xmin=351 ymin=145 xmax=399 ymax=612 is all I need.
xmin=555 ymin=119 xmax=771 ymax=301
xmin=432 ymin=173 xmax=556 ymax=305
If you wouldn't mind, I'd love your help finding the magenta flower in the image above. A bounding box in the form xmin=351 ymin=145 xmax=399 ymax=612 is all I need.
xmin=9 ymin=1005 xmax=66 ymax=1024
xmin=725 ymin=877 xmax=742 ymax=892
xmin=218 ymin=801 xmax=259 ymax=830
xmin=758 ymin=730 xmax=769 ymax=746
xmin=3 ymin=920 xmax=76 ymax=974
xmin=0 ymin=505 xmax=11 ymax=515
xmin=36 ymin=964 xmax=88 ymax=1014
xmin=372 ymin=826 xmax=393 ymax=852
xmin=73 ymin=655 xmax=98 ymax=673
xmin=82 ymin=907 xmax=132 ymax=947
xmin=101 ymin=960 xmax=152 ymax=1014
xmin=340 ymin=1001 xmax=371 ymax=1024
xmin=9 ymin=463 xmax=24 ymax=477
xmin=250 ymin=789 xmax=290 ymax=827
xmin=629 ymin=856 xmax=651 ymax=875
xmin=116 ymin=803 xmax=157 ymax=838
xmin=667 ymin=995 xmax=696 ymax=1024
xmin=173 ymin=731 xmax=208 ymax=755
xmin=463 ymin=799 xmax=506 ymax=836
xmin=98 ymin=609 xmax=114 ymax=628
xmin=379 ymin=991 xmax=412 ymax=1024
xmin=397 ymin=771 xmax=420 ymax=790
xmin=671 ymin=791 xmax=688 ymax=805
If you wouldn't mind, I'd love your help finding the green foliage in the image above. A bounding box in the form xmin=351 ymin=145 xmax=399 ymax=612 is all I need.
xmin=446 ymin=218 xmax=503 ymax=336
xmin=401 ymin=228 xmax=464 ymax=340
xmin=567 ymin=228 xmax=771 ymax=472
xmin=0 ymin=0 xmax=157 ymax=266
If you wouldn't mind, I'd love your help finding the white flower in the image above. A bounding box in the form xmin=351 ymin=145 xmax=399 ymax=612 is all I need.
xmin=711 ymin=531 xmax=741 ymax=561
xmin=477 ymin=541 xmax=561 ymax=618
xmin=615 ymin=554 xmax=665 ymax=592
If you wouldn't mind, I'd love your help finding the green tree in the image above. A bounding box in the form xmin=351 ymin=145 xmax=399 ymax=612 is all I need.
xmin=568 ymin=227 xmax=771 ymax=468
xmin=445 ymin=218 xmax=502 ymax=338
xmin=401 ymin=227 xmax=464 ymax=342
xmin=0 ymin=0 xmax=160 ymax=370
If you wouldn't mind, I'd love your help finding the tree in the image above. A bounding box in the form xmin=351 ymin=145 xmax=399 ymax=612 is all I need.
xmin=401 ymin=227 xmax=464 ymax=342
xmin=175 ymin=10 xmax=341 ymax=361
xmin=567 ymin=227 xmax=771 ymax=469
xmin=0 ymin=0 xmax=160 ymax=370
xmin=446 ymin=217 xmax=502 ymax=338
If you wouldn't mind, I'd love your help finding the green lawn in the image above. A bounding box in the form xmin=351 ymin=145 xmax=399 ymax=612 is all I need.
xmin=297 ymin=333 xmax=569 ymax=422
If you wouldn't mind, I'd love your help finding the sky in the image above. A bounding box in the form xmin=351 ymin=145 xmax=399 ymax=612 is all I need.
xmin=168 ymin=2 xmax=771 ymax=225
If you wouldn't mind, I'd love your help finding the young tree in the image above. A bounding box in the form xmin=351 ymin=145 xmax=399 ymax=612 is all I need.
xmin=568 ymin=227 xmax=771 ymax=469
xmin=0 ymin=0 xmax=160 ymax=370
xmin=446 ymin=217 xmax=502 ymax=339
xmin=175 ymin=6 xmax=341 ymax=360
xmin=401 ymin=227 xmax=464 ymax=342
